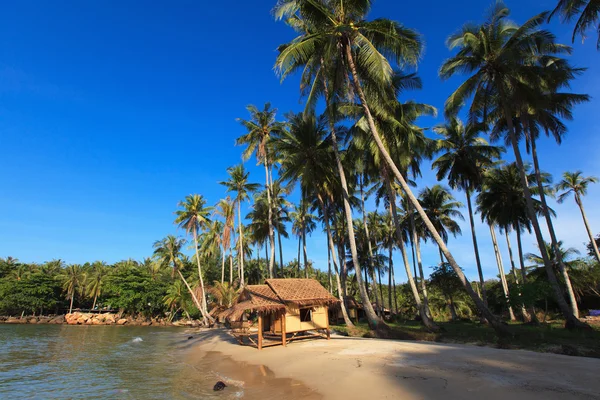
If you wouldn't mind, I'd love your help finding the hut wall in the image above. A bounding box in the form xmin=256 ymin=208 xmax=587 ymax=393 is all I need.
xmin=272 ymin=305 xmax=329 ymax=333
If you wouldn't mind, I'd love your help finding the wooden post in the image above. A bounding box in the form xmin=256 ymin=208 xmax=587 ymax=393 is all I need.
xmin=326 ymin=306 xmax=331 ymax=340
xmin=281 ymin=313 xmax=286 ymax=347
xmin=258 ymin=313 xmax=263 ymax=351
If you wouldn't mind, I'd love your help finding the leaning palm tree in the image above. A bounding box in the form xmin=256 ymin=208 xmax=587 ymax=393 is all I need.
xmin=61 ymin=264 xmax=85 ymax=314
xmin=86 ymin=262 xmax=108 ymax=310
xmin=433 ymin=117 xmax=503 ymax=308
xmin=557 ymin=171 xmax=600 ymax=262
xmin=220 ymin=164 xmax=260 ymax=283
xmin=153 ymin=236 xmax=203 ymax=317
xmin=440 ymin=2 xmax=588 ymax=329
xmin=174 ymin=194 xmax=213 ymax=323
xmin=549 ymin=0 xmax=600 ymax=49
xmin=236 ymin=103 xmax=286 ymax=278
xmin=274 ymin=0 xmax=506 ymax=335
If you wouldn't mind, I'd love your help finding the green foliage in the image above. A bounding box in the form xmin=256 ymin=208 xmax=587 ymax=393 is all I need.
xmin=0 ymin=272 xmax=63 ymax=315
xmin=103 ymin=268 xmax=169 ymax=317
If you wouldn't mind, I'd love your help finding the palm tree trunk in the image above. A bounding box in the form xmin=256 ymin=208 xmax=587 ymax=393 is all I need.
xmin=221 ymin=245 xmax=226 ymax=284
xmin=69 ymin=293 xmax=74 ymax=314
xmin=277 ymin=230 xmax=284 ymax=278
xmin=466 ymin=188 xmax=487 ymax=307
xmin=177 ymin=269 xmax=202 ymax=313
xmin=264 ymin=161 xmax=276 ymax=279
xmin=504 ymin=230 xmax=529 ymax=322
xmin=386 ymin=180 xmax=439 ymax=331
xmin=360 ymin=174 xmax=382 ymax=316
xmin=193 ymin=229 xmax=213 ymax=324
xmin=328 ymin=242 xmax=333 ymax=293
xmin=576 ymin=193 xmax=600 ymax=262
xmin=92 ymin=294 xmax=97 ymax=311
xmin=530 ymin=137 xmax=579 ymax=318
xmin=501 ymin=98 xmax=586 ymax=329
xmin=322 ymin=71 xmax=381 ymax=331
xmin=377 ymin=268 xmax=384 ymax=314
xmin=303 ymin=227 xmax=308 ymax=278
xmin=516 ymin=225 xmax=538 ymax=324
xmin=344 ymin=43 xmax=505 ymax=335
xmin=297 ymin=233 xmax=302 ymax=277
xmin=490 ymin=226 xmax=515 ymax=321
xmin=413 ymin=228 xmax=433 ymax=319
xmin=319 ymin=195 xmax=354 ymax=328
xmin=388 ymin=244 xmax=393 ymax=316
xmin=408 ymin=205 xmax=419 ymax=280
xmin=237 ymin=201 xmax=245 ymax=286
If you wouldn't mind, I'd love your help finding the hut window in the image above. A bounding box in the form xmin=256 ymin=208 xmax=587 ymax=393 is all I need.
xmin=300 ymin=308 xmax=312 ymax=322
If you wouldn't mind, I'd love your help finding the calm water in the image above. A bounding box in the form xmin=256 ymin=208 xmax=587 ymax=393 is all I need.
xmin=0 ymin=325 xmax=233 ymax=399
xmin=0 ymin=325 xmax=320 ymax=400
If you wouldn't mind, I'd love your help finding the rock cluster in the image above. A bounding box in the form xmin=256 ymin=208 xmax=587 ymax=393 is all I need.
xmin=0 ymin=313 xmax=199 ymax=326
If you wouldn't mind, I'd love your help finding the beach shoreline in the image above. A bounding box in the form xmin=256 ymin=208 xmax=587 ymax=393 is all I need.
xmin=189 ymin=328 xmax=600 ymax=400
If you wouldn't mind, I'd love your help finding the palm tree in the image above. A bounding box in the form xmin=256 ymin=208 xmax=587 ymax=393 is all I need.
xmin=86 ymin=262 xmax=107 ymax=310
xmin=433 ymin=117 xmax=503 ymax=308
xmin=61 ymin=264 xmax=85 ymax=314
xmin=153 ymin=235 xmax=203 ymax=316
xmin=274 ymin=0 xmax=505 ymax=335
xmin=174 ymin=194 xmax=213 ymax=323
xmin=214 ymin=197 xmax=236 ymax=284
xmin=220 ymin=164 xmax=260 ymax=284
xmin=557 ymin=171 xmax=600 ymax=262
xmin=163 ymin=280 xmax=190 ymax=321
xmin=440 ymin=3 xmax=587 ymax=329
xmin=290 ymin=202 xmax=316 ymax=278
xmin=274 ymin=111 xmax=354 ymax=326
xmin=549 ymin=0 xmax=600 ymax=49
xmin=209 ymin=281 xmax=240 ymax=308
xmin=236 ymin=103 xmax=285 ymax=279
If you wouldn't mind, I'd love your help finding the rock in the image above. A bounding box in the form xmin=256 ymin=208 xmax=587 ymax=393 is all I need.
xmin=213 ymin=381 xmax=227 ymax=391
xmin=49 ymin=315 xmax=65 ymax=324
xmin=6 ymin=317 xmax=22 ymax=324
xmin=27 ymin=317 xmax=38 ymax=324
xmin=117 ymin=318 xmax=128 ymax=325
xmin=141 ymin=321 xmax=151 ymax=326
xmin=104 ymin=314 xmax=116 ymax=324
xmin=38 ymin=317 xmax=51 ymax=324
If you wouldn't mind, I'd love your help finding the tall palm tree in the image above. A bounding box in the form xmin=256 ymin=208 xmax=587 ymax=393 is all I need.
xmin=214 ymin=197 xmax=236 ymax=284
xmin=220 ymin=164 xmax=260 ymax=283
xmin=440 ymin=2 xmax=588 ymax=329
xmin=86 ymin=261 xmax=108 ymax=310
xmin=236 ymin=103 xmax=285 ymax=278
xmin=174 ymin=194 xmax=213 ymax=323
xmin=557 ymin=171 xmax=600 ymax=262
xmin=275 ymin=111 xmax=354 ymax=326
xmin=549 ymin=0 xmax=600 ymax=49
xmin=433 ymin=117 xmax=502 ymax=308
xmin=274 ymin=0 xmax=505 ymax=335
xmin=290 ymin=202 xmax=316 ymax=277
xmin=61 ymin=264 xmax=85 ymax=314
xmin=153 ymin=236 xmax=203 ymax=317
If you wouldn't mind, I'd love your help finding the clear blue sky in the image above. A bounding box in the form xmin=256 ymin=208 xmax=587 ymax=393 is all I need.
xmin=1 ymin=0 xmax=598 ymax=283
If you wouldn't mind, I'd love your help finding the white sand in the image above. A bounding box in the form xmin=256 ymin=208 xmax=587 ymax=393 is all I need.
xmin=190 ymin=329 xmax=600 ymax=399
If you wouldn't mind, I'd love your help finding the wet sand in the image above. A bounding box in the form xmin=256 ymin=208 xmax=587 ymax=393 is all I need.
xmin=189 ymin=329 xmax=600 ymax=399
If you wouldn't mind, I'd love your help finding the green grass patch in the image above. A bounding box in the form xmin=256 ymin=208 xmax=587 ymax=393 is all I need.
xmin=331 ymin=320 xmax=600 ymax=358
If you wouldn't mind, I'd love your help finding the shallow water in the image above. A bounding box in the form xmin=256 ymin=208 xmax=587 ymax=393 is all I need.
xmin=0 ymin=325 xmax=319 ymax=399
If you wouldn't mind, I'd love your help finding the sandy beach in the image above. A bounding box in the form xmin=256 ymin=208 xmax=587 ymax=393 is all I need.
xmin=188 ymin=329 xmax=600 ymax=400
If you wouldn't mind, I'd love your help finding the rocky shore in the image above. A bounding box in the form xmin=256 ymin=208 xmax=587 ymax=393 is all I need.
xmin=0 ymin=312 xmax=201 ymax=327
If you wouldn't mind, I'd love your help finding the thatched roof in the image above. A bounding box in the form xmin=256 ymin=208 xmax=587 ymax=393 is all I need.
xmin=266 ymin=279 xmax=340 ymax=307
xmin=220 ymin=285 xmax=285 ymax=320
xmin=221 ymin=279 xmax=339 ymax=321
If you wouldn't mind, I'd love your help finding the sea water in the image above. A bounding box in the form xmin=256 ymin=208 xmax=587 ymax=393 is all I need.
xmin=0 ymin=325 xmax=320 ymax=399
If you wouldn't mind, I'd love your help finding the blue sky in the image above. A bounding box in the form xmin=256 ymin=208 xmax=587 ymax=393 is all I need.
xmin=1 ymin=0 xmax=598 ymax=283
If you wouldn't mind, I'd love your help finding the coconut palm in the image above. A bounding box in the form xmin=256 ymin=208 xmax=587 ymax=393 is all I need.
xmin=220 ymin=164 xmax=260 ymax=284
xmin=236 ymin=103 xmax=286 ymax=279
xmin=557 ymin=171 xmax=600 ymax=262
xmin=290 ymin=202 xmax=317 ymax=277
xmin=209 ymin=281 xmax=240 ymax=308
xmin=174 ymin=194 xmax=213 ymax=323
xmin=274 ymin=0 xmax=505 ymax=334
xmin=433 ymin=117 xmax=503 ymax=308
xmin=549 ymin=0 xmax=600 ymax=49
xmin=153 ymin=235 xmax=203 ymax=316
xmin=214 ymin=197 xmax=236 ymax=284
xmin=86 ymin=261 xmax=108 ymax=310
xmin=61 ymin=264 xmax=85 ymax=314
xmin=163 ymin=280 xmax=192 ymax=321
xmin=440 ymin=3 xmax=587 ymax=329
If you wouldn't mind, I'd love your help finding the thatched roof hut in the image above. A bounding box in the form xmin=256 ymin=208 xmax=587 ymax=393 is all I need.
xmin=222 ymin=279 xmax=339 ymax=350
